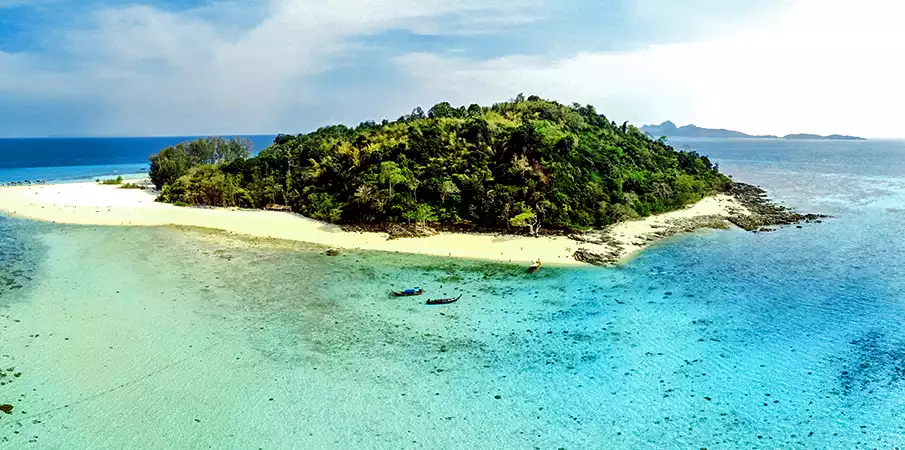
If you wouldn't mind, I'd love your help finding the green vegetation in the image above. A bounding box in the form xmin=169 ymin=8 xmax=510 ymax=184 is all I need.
xmin=98 ymin=176 xmax=123 ymax=185
xmin=150 ymin=137 xmax=252 ymax=190
xmin=120 ymin=182 xmax=143 ymax=189
xmin=150 ymin=96 xmax=729 ymax=232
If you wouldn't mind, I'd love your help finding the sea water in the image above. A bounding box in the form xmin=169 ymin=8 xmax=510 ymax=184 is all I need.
xmin=0 ymin=136 xmax=275 ymax=183
xmin=1 ymin=138 xmax=905 ymax=448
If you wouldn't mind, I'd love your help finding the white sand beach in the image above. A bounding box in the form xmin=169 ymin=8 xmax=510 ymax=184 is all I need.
xmin=0 ymin=181 xmax=749 ymax=266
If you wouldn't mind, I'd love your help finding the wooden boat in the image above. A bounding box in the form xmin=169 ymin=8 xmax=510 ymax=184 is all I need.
xmin=527 ymin=259 xmax=542 ymax=273
xmin=392 ymin=288 xmax=423 ymax=297
xmin=426 ymin=295 xmax=461 ymax=305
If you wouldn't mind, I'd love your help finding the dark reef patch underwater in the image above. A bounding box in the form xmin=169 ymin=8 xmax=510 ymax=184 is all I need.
xmin=0 ymin=216 xmax=43 ymax=303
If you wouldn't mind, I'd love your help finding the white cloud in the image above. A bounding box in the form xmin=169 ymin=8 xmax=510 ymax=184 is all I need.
xmin=2 ymin=0 xmax=902 ymax=137
xmin=0 ymin=0 xmax=538 ymax=136
xmin=393 ymin=0 xmax=905 ymax=138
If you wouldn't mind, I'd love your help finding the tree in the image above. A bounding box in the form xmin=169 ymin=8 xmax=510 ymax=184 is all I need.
xmin=408 ymin=174 xmax=421 ymax=202
xmin=428 ymin=102 xmax=456 ymax=119
xmin=149 ymin=144 xmax=191 ymax=189
xmin=274 ymin=134 xmax=294 ymax=145
xmin=379 ymin=161 xmax=406 ymax=199
xmin=159 ymin=165 xmax=248 ymax=207
xmin=187 ymin=138 xmax=216 ymax=164
xmin=439 ymin=179 xmax=460 ymax=203
xmin=218 ymin=137 xmax=252 ymax=163
xmin=403 ymin=204 xmax=437 ymax=224
xmin=149 ymin=137 xmax=252 ymax=190
xmin=509 ymin=208 xmax=541 ymax=237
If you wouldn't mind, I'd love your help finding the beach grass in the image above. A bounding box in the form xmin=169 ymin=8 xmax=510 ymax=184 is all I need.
xmin=97 ymin=176 xmax=123 ymax=185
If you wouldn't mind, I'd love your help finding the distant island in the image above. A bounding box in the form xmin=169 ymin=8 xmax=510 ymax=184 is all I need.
xmin=640 ymin=121 xmax=865 ymax=141
xmin=780 ymin=133 xmax=866 ymax=140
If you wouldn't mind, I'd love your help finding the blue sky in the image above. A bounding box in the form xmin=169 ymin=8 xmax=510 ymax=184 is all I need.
xmin=0 ymin=0 xmax=902 ymax=137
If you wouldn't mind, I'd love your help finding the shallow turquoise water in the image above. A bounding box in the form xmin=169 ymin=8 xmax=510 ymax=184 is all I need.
xmin=2 ymin=139 xmax=905 ymax=448
xmin=0 ymin=163 xmax=149 ymax=184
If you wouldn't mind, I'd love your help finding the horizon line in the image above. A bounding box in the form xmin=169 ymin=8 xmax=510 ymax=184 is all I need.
xmin=0 ymin=133 xmax=280 ymax=140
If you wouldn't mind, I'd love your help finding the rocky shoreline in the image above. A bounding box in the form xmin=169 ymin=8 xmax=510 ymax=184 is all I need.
xmin=327 ymin=182 xmax=828 ymax=267
xmin=725 ymin=182 xmax=828 ymax=231
xmin=571 ymin=182 xmax=828 ymax=266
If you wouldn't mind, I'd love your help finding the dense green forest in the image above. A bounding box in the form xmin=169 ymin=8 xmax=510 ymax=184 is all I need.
xmin=150 ymin=95 xmax=729 ymax=233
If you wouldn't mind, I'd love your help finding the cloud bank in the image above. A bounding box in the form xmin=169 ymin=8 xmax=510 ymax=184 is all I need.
xmin=0 ymin=0 xmax=901 ymax=137
xmin=394 ymin=0 xmax=905 ymax=138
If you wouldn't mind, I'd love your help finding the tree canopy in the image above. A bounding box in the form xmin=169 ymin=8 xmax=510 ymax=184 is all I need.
xmin=151 ymin=96 xmax=730 ymax=232
xmin=149 ymin=137 xmax=252 ymax=190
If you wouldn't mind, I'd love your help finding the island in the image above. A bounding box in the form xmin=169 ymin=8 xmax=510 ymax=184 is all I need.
xmin=0 ymin=96 xmax=825 ymax=266
xmin=641 ymin=121 xmax=865 ymax=140
xmin=781 ymin=133 xmax=866 ymax=140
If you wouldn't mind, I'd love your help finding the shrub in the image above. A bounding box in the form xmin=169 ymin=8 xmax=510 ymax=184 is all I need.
xmin=98 ymin=176 xmax=123 ymax=185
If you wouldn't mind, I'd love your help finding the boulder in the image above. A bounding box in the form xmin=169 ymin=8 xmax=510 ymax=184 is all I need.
xmin=386 ymin=223 xmax=439 ymax=240
xmin=573 ymin=248 xmax=618 ymax=266
xmin=727 ymin=182 xmax=830 ymax=231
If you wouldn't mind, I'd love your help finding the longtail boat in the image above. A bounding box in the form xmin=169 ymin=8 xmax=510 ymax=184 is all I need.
xmin=392 ymin=288 xmax=423 ymax=297
xmin=426 ymin=295 xmax=461 ymax=305
xmin=527 ymin=259 xmax=542 ymax=273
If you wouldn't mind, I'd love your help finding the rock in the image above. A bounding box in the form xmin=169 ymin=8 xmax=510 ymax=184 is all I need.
xmin=664 ymin=215 xmax=729 ymax=233
xmin=385 ymin=223 xmax=439 ymax=240
xmin=324 ymin=249 xmax=340 ymax=256
xmin=573 ymin=248 xmax=619 ymax=266
xmin=727 ymin=182 xmax=829 ymax=231
xmin=0 ymin=404 xmax=12 ymax=414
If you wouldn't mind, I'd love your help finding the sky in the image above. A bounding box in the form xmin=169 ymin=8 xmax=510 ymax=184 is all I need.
xmin=0 ymin=0 xmax=902 ymax=138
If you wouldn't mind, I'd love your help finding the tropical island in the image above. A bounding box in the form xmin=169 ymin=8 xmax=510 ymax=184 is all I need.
xmin=0 ymin=96 xmax=824 ymax=266
xmin=640 ymin=121 xmax=865 ymax=140
xmin=150 ymin=96 xmax=731 ymax=232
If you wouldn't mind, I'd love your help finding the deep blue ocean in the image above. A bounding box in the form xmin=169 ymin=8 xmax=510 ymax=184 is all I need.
xmin=1 ymin=137 xmax=904 ymax=448
xmin=0 ymin=135 xmax=275 ymax=183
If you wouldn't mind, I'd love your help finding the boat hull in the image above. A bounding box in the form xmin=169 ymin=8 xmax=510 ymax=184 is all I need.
xmin=426 ymin=295 xmax=461 ymax=305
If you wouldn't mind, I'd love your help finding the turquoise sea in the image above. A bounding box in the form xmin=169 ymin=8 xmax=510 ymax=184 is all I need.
xmin=2 ymin=138 xmax=905 ymax=448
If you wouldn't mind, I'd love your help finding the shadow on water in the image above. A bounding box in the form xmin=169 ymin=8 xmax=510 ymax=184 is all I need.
xmin=840 ymin=330 xmax=905 ymax=399
xmin=0 ymin=216 xmax=46 ymax=305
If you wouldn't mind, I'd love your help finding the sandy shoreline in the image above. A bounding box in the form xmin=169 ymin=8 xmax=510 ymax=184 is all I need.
xmin=0 ymin=181 xmax=750 ymax=266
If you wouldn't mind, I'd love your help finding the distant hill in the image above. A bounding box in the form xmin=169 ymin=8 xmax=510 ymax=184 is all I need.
xmin=641 ymin=121 xmax=864 ymax=140
xmin=640 ymin=121 xmax=776 ymax=139
xmin=781 ymin=133 xmax=866 ymax=141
